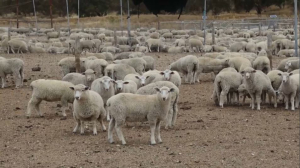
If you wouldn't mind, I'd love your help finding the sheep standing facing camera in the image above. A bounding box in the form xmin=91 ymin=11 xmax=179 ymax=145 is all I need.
xmin=0 ymin=58 xmax=24 ymax=88
xmin=70 ymin=84 xmax=106 ymax=135
xmin=107 ymin=86 xmax=175 ymax=145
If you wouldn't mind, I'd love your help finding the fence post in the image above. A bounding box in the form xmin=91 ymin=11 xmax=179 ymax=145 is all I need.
xmin=212 ymin=22 xmax=215 ymax=45
xmin=74 ymin=37 xmax=81 ymax=73
xmin=16 ymin=0 xmax=19 ymax=28
xmin=259 ymin=23 xmax=261 ymax=36
xmin=114 ymin=29 xmax=117 ymax=47
xmin=267 ymin=33 xmax=273 ymax=69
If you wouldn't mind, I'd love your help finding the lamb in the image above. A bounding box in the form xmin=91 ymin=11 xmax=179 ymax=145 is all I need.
xmin=146 ymin=38 xmax=163 ymax=52
xmin=26 ymin=79 xmax=74 ymax=119
xmin=241 ymin=67 xmax=277 ymax=110
xmin=62 ymin=69 xmax=96 ymax=88
xmin=285 ymin=60 xmax=299 ymax=72
xmin=107 ymin=86 xmax=175 ymax=145
xmin=188 ymin=38 xmax=203 ymax=52
xmin=253 ymin=56 xmax=271 ymax=74
xmin=277 ymin=72 xmax=300 ymax=110
xmin=58 ymin=57 xmax=86 ymax=76
xmin=8 ymin=39 xmax=28 ymax=54
xmin=113 ymin=58 xmax=146 ymax=75
xmin=70 ymin=84 xmax=107 ymax=135
xmin=170 ymin=55 xmax=199 ymax=84
xmin=213 ymin=70 xmax=243 ymax=108
xmin=227 ymin=57 xmax=252 ymax=72
xmin=0 ymin=58 xmax=24 ymax=88
xmin=84 ymin=59 xmax=108 ymax=78
xmin=277 ymin=57 xmax=298 ymax=71
xmin=141 ymin=56 xmax=155 ymax=71
xmin=91 ymin=76 xmax=115 ymax=106
xmin=113 ymin=80 xmax=137 ymax=94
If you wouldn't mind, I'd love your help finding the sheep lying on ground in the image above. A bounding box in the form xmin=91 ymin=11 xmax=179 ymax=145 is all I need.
xmin=170 ymin=55 xmax=199 ymax=84
xmin=62 ymin=69 xmax=96 ymax=88
xmin=113 ymin=80 xmax=137 ymax=94
xmin=70 ymin=84 xmax=106 ymax=135
xmin=0 ymin=58 xmax=24 ymax=88
xmin=278 ymin=72 xmax=300 ymax=110
xmin=107 ymin=86 xmax=175 ymax=145
xmin=241 ymin=67 xmax=277 ymax=110
xmin=277 ymin=49 xmax=296 ymax=57
xmin=26 ymin=79 xmax=74 ymax=119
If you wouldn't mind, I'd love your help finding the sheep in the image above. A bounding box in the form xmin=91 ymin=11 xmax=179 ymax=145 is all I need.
xmin=101 ymin=46 xmax=121 ymax=53
xmin=167 ymin=46 xmax=186 ymax=53
xmin=162 ymin=32 xmax=173 ymax=40
xmin=62 ymin=69 xmax=96 ymax=88
xmin=245 ymin=42 xmax=256 ymax=53
xmin=80 ymin=40 xmax=96 ymax=52
xmin=113 ymin=80 xmax=137 ymax=94
xmin=150 ymin=32 xmax=160 ymax=39
xmin=255 ymin=41 xmax=267 ymax=52
xmin=114 ymin=52 xmax=133 ymax=60
xmin=227 ymin=57 xmax=252 ymax=72
xmin=28 ymin=45 xmax=46 ymax=53
xmin=152 ymin=69 xmax=181 ymax=87
xmin=141 ymin=56 xmax=155 ymax=71
xmin=92 ymin=39 xmax=102 ymax=52
xmin=70 ymin=84 xmax=107 ymax=135
xmin=0 ymin=58 xmax=24 ymax=88
xmin=277 ymin=49 xmax=296 ymax=57
xmin=113 ymin=58 xmax=146 ymax=75
xmin=8 ymin=39 xmax=28 ymax=54
xmin=124 ymin=74 xmax=150 ymax=88
xmin=277 ymin=57 xmax=298 ymax=71
xmin=118 ymin=45 xmax=132 ymax=52
xmin=174 ymin=39 xmax=186 ymax=47
xmin=229 ymin=42 xmax=246 ymax=52
xmin=128 ymin=52 xmax=145 ymax=58
xmin=285 ymin=60 xmax=299 ymax=72
xmin=51 ymin=42 xmax=63 ymax=48
xmin=212 ymin=45 xmax=229 ymax=52
xmin=146 ymin=38 xmax=163 ymax=52
xmin=101 ymin=52 xmax=114 ymax=61
xmin=277 ymin=72 xmax=300 ymax=110
xmin=107 ymin=86 xmax=175 ymax=145
xmin=188 ymin=38 xmax=203 ymax=52
xmin=47 ymin=31 xmax=60 ymax=39
xmin=26 ymin=79 xmax=74 ymax=119
xmin=267 ymin=70 xmax=283 ymax=91
xmin=91 ymin=76 xmax=115 ymax=105
xmin=197 ymin=57 xmax=229 ymax=82
xmin=135 ymin=44 xmax=149 ymax=53
xmin=58 ymin=57 xmax=86 ymax=76
xmin=290 ymin=69 xmax=300 ymax=74
xmin=241 ymin=67 xmax=277 ymax=110
xmin=213 ymin=70 xmax=243 ymax=108
xmin=170 ymin=55 xmax=199 ymax=84
xmin=84 ymin=59 xmax=108 ymax=78
xmin=253 ymin=56 xmax=271 ymax=74
xmin=203 ymin=45 xmax=213 ymax=52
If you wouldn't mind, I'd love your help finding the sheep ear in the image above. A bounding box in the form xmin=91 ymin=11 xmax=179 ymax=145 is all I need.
xmin=123 ymin=81 xmax=129 ymax=84
xmin=69 ymin=87 xmax=74 ymax=90
xmin=93 ymin=71 xmax=96 ymax=74
xmin=159 ymin=72 xmax=164 ymax=75
xmin=146 ymin=76 xmax=150 ymax=79
xmin=84 ymin=86 xmax=89 ymax=90
xmin=135 ymin=76 xmax=139 ymax=79
xmin=169 ymin=88 xmax=175 ymax=92
xmin=278 ymin=73 xmax=282 ymax=76
xmin=170 ymin=71 xmax=174 ymax=74
xmin=154 ymin=87 xmax=160 ymax=92
xmin=240 ymin=71 xmax=245 ymax=75
xmin=82 ymin=72 xmax=86 ymax=75
xmin=252 ymin=70 xmax=256 ymax=73
xmin=112 ymin=80 xmax=116 ymax=84
xmin=289 ymin=73 xmax=293 ymax=76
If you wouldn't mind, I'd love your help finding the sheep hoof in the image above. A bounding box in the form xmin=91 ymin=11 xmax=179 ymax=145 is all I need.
xmin=150 ymin=142 xmax=157 ymax=145
xmin=60 ymin=116 xmax=67 ymax=120
xmin=109 ymin=140 xmax=114 ymax=144
xmin=26 ymin=116 xmax=30 ymax=119
xmin=39 ymin=115 xmax=44 ymax=118
xmin=93 ymin=132 xmax=97 ymax=136
xmin=102 ymin=129 xmax=107 ymax=132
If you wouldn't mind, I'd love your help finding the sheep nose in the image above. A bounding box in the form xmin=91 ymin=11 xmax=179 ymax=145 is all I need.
xmin=142 ymin=84 xmax=145 ymax=86
xmin=105 ymin=89 xmax=109 ymax=91
xmin=163 ymin=98 xmax=166 ymax=101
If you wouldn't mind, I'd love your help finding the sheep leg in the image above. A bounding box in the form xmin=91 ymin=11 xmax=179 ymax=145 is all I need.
xmin=26 ymin=97 xmax=42 ymax=117
xmin=106 ymin=110 xmax=111 ymax=121
xmin=171 ymin=104 xmax=178 ymax=127
xmin=256 ymin=92 xmax=262 ymax=110
xmin=220 ymin=90 xmax=228 ymax=108
xmin=73 ymin=118 xmax=81 ymax=133
xmin=61 ymin=99 xmax=68 ymax=119
xmin=284 ymin=95 xmax=289 ymax=110
xmin=165 ymin=108 xmax=173 ymax=129
xmin=156 ymin=120 xmax=162 ymax=143
xmin=115 ymin=122 xmax=126 ymax=145
xmin=108 ymin=118 xmax=115 ymax=144
xmin=291 ymin=92 xmax=296 ymax=111
xmin=157 ymin=46 xmax=160 ymax=52
xmin=13 ymin=72 xmax=21 ymax=88
xmin=150 ymin=121 xmax=157 ymax=145
xmin=249 ymin=93 xmax=255 ymax=110
xmin=80 ymin=121 xmax=85 ymax=135
xmin=1 ymin=77 xmax=5 ymax=88
xmin=295 ymin=94 xmax=299 ymax=109
xmin=92 ymin=120 xmax=98 ymax=135
xmin=98 ymin=109 xmax=107 ymax=131
xmin=148 ymin=45 xmax=152 ymax=53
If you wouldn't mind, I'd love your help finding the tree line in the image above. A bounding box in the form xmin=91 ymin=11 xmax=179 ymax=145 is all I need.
xmin=0 ymin=0 xmax=298 ymax=17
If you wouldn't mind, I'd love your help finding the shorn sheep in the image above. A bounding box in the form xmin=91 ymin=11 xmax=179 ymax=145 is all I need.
xmin=170 ymin=55 xmax=199 ymax=84
xmin=26 ymin=79 xmax=75 ymax=119
xmin=0 ymin=58 xmax=24 ymax=88
xmin=70 ymin=84 xmax=107 ymax=135
xmin=107 ymin=86 xmax=175 ymax=145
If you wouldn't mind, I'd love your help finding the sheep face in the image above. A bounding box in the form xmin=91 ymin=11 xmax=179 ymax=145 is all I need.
xmin=83 ymin=69 xmax=96 ymax=82
xmin=285 ymin=62 xmax=292 ymax=70
xmin=241 ymin=68 xmax=256 ymax=79
xmin=278 ymin=72 xmax=293 ymax=83
xmin=160 ymin=70 xmax=174 ymax=80
xmin=135 ymin=76 xmax=149 ymax=86
xmin=101 ymin=78 xmax=113 ymax=91
xmin=155 ymin=86 xmax=175 ymax=101
xmin=70 ymin=84 xmax=89 ymax=100
xmin=113 ymin=80 xmax=129 ymax=91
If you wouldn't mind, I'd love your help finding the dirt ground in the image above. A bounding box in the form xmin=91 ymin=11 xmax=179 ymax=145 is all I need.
xmin=0 ymin=53 xmax=298 ymax=168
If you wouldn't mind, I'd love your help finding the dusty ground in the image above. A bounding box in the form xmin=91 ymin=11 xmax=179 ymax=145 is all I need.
xmin=0 ymin=53 xmax=298 ymax=168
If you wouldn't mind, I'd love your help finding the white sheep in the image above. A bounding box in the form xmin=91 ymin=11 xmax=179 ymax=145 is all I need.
xmin=253 ymin=56 xmax=271 ymax=74
xmin=70 ymin=84 xmax=106 ymax=135
xmin=47 ymin=31 xmax=60 ymax=39
xmin=135 ymin=44 xmax=149 ymax=53
xmin=28 ymin=45 xmax=46 ymax=53
xmin=241 ymin=67 xmax=277 ymax=110
xmin=0 ymin=58 xmax=24 ymax=88
xmin=62 ymin=69 xmax=96 ymax=88
xmin=188 ymin=38 xmax=203 ymax=52
xmin=167 ymin=46 xmax=186 ymax=53
xmin=146 ymin=38 xmax=163 ymax=52
xmin=277 ymin=49 xmax=296 ymax=57
xmin=228 ymin=57 xmax=252 ymax=72
xmin=113 ymin=58 xmax=145 ymax=75
xmin=124 ymin=74 xmax=150 ymax=88
xmin=141 ymin=56 xmax=155 ymax=71
xmin=113 ymin=80 xmax=137 ymax=94
xmin=128 ymin=52 xmax=145 ymax=58
xmin=84 ymin=59 xmax=108 ymax=78
xmin=101 ymin=46 xmax=121 ymax=53
xmin=107 ymin=86 xmax=175 ymax=145
xmin=277 ymin=57 xmax=298 ymax=71
xmin=170 ymin=55 xmax=199 ymax=84
xmin=197 ymin=57 xmax=229 ymax=82
xmin=26 ymin=79 xmax=74 ymax=119
xmin=229 ymin=42 xmax=246 ymax=52
xmin=277 ymin=72 xmax=300 ymax=110
xmin=174 ymin=39 xmax=186 ymax=47
xmin=285 ymin=60 xmax=299 ymax=72
xmin=8 ymin=39 xmax=28 ymax=54
xmin=58 ymin=57 xmax=86 ymax=76
xmin=149 ymin=69 xmax=182 ymax=87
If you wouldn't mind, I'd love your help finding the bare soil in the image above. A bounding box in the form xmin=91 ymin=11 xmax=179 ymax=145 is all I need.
xmin=0 ymin=53 xmax=298 ymax=168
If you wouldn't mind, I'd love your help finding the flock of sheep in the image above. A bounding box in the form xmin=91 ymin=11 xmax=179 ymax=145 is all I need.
xmin=0 ymin=24 xmax=299 ymax=145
